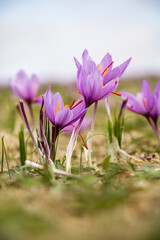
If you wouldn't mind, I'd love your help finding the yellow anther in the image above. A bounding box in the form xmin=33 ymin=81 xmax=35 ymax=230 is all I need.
xmin=139 ymin=100 xmax=143 ymax=105
xmin=103 ymin=68 xmax=108 ymax=77
xmin=102 ymin=85 xmax=104 ymax=89
xmin=97 ymin=64 xmax=101 ymax=73
xmin=64 ymin=105 xmax=69 ymax=108
xmin=144 ymin=98 xmax=148 ymax=108
xmin=56 ymin=102 xmax=60 ymax=115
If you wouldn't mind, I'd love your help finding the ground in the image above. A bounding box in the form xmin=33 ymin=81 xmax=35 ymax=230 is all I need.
xmin=0 ymin=78 xmax=160 ymax=240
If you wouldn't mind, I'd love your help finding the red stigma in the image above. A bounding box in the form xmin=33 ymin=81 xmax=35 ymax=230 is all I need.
xmin=79 ymin=91 xmax=81 ymax=94
xmin=102 ymin=61 xmax=114 ymax=76
xmin=70 ymin=100 xmax=83 ymax=110
xmin=70 ymin=99 xmax=76 ymax=109
xmin=71 ymin=124 xmax=88 ymax=149
xmin=115 ymin=81 xmax=118 ymax=85
xmin=111 ymin=92 xmax=122 ymax=96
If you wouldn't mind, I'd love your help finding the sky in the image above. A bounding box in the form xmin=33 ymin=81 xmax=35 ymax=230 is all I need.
xmin=0 ymin=0 xmax=160 ymax=84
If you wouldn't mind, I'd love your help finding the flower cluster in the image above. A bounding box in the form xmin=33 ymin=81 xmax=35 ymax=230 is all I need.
xmin=10 ymin=49 xmax=131 ymax=173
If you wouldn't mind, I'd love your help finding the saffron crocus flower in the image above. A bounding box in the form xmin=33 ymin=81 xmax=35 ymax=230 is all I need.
xmin=10 ymin=70 xmax=42 ymax=105
xmin=63 ymin=118 xmax=91 ymax=135
xmin=120 ymin=80 xmax=153 ymax=116
xmin=44 ymin=87 xmax=88 ymax=159
xmin=10 ymin=70 xmax=42 ymax=124
xmin=74 ymin=50 xmax=120 ymax=108
xmin=73 ymin=50 xmax=131 ymax=166
xmin=150 ymin=81 xmax=160 ymax=123
xmin=120 ymin=80 xmax=160 ymax=144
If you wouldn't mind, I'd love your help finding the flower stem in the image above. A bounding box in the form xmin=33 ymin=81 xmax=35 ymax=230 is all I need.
xmin=50 ymin=126 xmax=59 ymax=161
xmin=147 ymin=116 xmax=160 ymax=145
xmin=28 ymin=103 xmax=35 ymax=126
xmin=66 ymin=114 xmax=86 ymax=173
xmin=19 ymin=101 xmax=43 ymax=164
xmin=87 ymin=101 xmax=98 ymax=166
xmin=39 ymin=99 xmax=50 ymax=162
xmin=105 ymin=98 xmax=112 ymax=122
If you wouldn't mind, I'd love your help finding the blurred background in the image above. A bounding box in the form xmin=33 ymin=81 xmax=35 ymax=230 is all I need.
xmin=0 ymin=0 xmax=160 ymax=85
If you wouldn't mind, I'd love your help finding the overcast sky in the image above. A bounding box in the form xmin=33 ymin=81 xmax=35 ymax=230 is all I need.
xmin=0 ymin=0 xmax=160 ymax=84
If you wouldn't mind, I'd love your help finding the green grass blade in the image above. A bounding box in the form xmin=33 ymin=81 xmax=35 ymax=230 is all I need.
xmin=1 ymin=136 xmax=4 ymax=173
xmin=108 ymin=119 xmax=113 ymax=144
xmin=18 ymin=125 xmax=26 ymax=166
xmin=2 ymin=136 xmax=11 ymax=179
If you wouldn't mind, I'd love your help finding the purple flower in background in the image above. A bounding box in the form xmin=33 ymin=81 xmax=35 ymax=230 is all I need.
xmin=120 ymin=80 xmax=160 ymax=144
xmin=150 ymin=81 xmax=160 ymax=123
xmin=63 ymin=118 xmax=91 ymax=135
xmin=74 ymin=50 xmax=120 ymax=107
xmin=120 ymin=80 xmax=154 ymax=116
xmin=10 ymin=70 xmax=42 ymax=105
xmin=10 ymin=70 xmax=42 ymax=124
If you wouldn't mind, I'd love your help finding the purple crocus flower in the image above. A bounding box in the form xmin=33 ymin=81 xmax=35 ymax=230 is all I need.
xmin=44 ymin=87 xmax=88 ymax=159
xmin=74 ymin=49 xmax=131 ymax=107
xmin=74 ymin=50 xmax=120 ymax=107
xmin=120 ymin=80 xmax=153 ymax=116
xmin=71 ymin=49 xmax=131 ymax=167
xmin=63 ymin=118 xmax=91 ymax=135
xmin=150 ymin=81 xmax=160 ymax=123
xmin=10 ymin=70 xmax=42 ymax=105
xmin=10 ymin=70 xmax=42 ymax=124
xmin=120 ymin=80 xmax=160 ymax=144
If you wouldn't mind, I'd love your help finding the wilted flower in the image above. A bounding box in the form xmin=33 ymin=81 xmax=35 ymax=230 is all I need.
xmin=120 ymin=80 xmax=160 ymax=144
xmin=10 ymin=70 xmax=42 ymax=105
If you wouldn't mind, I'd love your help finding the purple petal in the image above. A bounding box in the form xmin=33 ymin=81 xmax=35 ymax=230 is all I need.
xmin=142 ymin=80 xmax=153 ymax=110
xmin=103 ymin=57 xmax=131 ymax=85
xmin=44 ymin=87 xmax=56 ymax=125
xmin=74 ymin=57 xmax=81 ymax=69
xmin=96 ymin=78 xmax=119 ymax=101
xmin=99 ymin=53 xmax=113 ymax=74
xmin=120 ymin=91 xmax=146 ymax=115
xmin=55 ymin=108 xmax=73 ymax=127
xmin=154 ymin=80 xmax=160 ymax=96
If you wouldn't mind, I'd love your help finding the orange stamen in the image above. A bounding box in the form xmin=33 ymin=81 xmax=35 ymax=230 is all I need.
xmin=97 ymin=64 xmax=101 ymax=73
xmin=70 ymin=100 xmax=83 ymax=110
xmin=144 ymin=98 xmax=148 ymax=108
xmin=111 ymin=92 xmax=122 ymax=96
xmin=64 ymin=105 xmax=69 ymax=108
xmin=139 ymin=100 xmax=143 ymax=105
xmin=56 ymin=102 xmax=60 ymax=115
xmin=71 ymin=124 xmax=88 ymax=149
